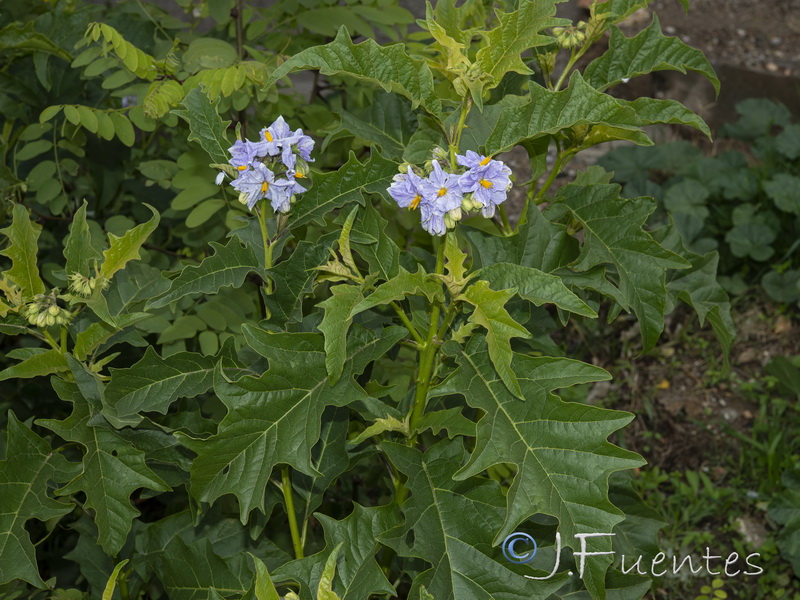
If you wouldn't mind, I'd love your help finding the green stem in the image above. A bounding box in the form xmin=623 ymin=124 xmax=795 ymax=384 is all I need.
xmin=390 ymin=301 xmax=424 ymax=346
xmin=257 ymin=203 xmax=273 ymax=293
xmin=449 ymin=96 xmax=472 ymax=167
xmin=409 ymin=236 xmax=447 ymax=432
xmin=553 ymin=47 xmax=577 ymax=92
xmin=497 ymin=204 xmax=513 ymax=236
xmin=281 ymin=466 xmax=304 ymax=559
xmin=118 ymin=567 xmax=130 ymax=600
xmin=41 ymin=329 xmax=60 ymax=351
xmin=60 ymin=327 xmax=67 ymax=353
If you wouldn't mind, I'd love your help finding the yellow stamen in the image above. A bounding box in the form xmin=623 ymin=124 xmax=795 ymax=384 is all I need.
xmin=410 ymin=195 xmax=421 ymax=209
xmin=264 ymin=129 xmax=273 ymax=142
xmin=237 ymin=165 xmax=248 ymax=171
xmin=437 ymin=188 xmax=448 ymax=197
xmin=295 ymin=172 xmax=304 ymax=178
xmin=479 ymin=156 xmax=491 ymax=166
xmin=261 ymin=181 xmax=269 ymax=194
xmin=480 ymin=179 xmax=493 ymax=189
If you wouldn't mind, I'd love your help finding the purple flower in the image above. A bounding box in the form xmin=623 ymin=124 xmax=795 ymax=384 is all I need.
xmin=230 ymin=163 xmax=290 ymax=211
xmin=252 ymin=116 xmax=294 ymax=157
xmin=269 ymin=178 xmax=294 ymax=214
xmin=387 ymin=167 xmax=425 ymax=210
xmin=291 ymin=129 xmax=315 ymax=162
xmin=456 ymin=150 xmax=493 ymax=170
xmin=420 ymin=161 xmax=463 ymax=236
xmin=458 ymin=159 xmax=512 ymax=218
xmin=228 ymin=139 xmax=261 ymax=172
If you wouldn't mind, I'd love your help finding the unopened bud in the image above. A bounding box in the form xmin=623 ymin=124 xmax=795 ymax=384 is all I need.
xmin=448 ymin=207 xmax=462 ymax=222
xmin=461 ymin=196 xmax=473 ymax=212
xmin=48 ymin=305 xmax=59 ymax=316
xmin=470 ymin=197 xmax=483 ymax=211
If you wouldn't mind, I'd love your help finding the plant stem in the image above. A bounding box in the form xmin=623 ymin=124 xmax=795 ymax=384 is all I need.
xmin=41 ymin=329 xmax=60 ymax=351
xmin=281 ymin=466 xmax=304 ymax=559
xmin=449 ymin=96 xmax=472 ymax=167
xmin=256 ymin=203 xmax=273 ymax=293
xmin=60 ymin=327 xmax=67 ymax=353
xmin=390 ymin=301 xmax=424 ymax=346
xmin=497 ymin=204 xmax=513 ymax=235
xmin=409 ymin=235 xmax=447 ymax=431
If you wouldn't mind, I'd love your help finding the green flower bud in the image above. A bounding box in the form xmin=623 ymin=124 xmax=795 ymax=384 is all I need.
xmin=461 ymin=196 xmax=474 ymax=212
xmin=448 ymin=207 xmax=462 ymax=222
xmin=48 ymin=304 xmax=59 ymax=316
xmin=444 ymin=213 xmax=455 ymax=229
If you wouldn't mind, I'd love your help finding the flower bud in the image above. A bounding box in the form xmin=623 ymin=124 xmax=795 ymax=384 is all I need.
xmin=470 ymin=196 xmax=483 ymax=211
xmin=461 ymin=196 xmax=474 ymax=212
xmin=45 ymin=314 xmax=55 ymax=327
xmin=448 ymin=207 xmax=462 ymax=222
xmin=444 ymin=213 xmax=455 ymax=229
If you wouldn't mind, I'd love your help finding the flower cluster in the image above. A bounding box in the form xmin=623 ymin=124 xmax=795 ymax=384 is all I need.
xmin=22 ymin=293 xmax=71 ymax=328
xmin=216 ymin=116 xmax=314 ymax=214
xmin=388 ymin=150 xmax=512 ymax=236
xmin=68 ymin=272 xmax=108 ymax=297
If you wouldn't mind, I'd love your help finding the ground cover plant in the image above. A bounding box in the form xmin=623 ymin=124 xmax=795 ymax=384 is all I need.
xmin=598 ymin=97 xmax=800 ymax=307
xmin=0 ymin=0 xmax=745 ymax=598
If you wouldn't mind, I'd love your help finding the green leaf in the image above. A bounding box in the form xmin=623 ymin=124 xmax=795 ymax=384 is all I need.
xmin=334 ymin=92 xmax=418 ymax=160
xmin=465 ymin=201 xmax=577 ymax=273
xmin=100 ymin=204 xmax=160 ymax=280
xmin=557 ymin=177 xmax=690 ymax=351
xmin=244 ymin=554 xmax=281 ymax=600
xmin=0 ymin=348 xmax=68 ymax=381
xmin=475 ymin=1 xmax=567 ymax=88
xmin=37 ymin=364 xmax=170 ymax=556
xmin=289 ymin=151 xmax=398 ymax=229
xmin=267 ymin=28 xmax=442 ymax=120
xmin=476 ymin=263 xmax=597 ymax=317
xmin=264 ymin=237 xmax=335 ymax=324
xmin=769 ymin=470 xmax=800 ymax=577
xmin=292 ymin=407 xmax=350 ymax=531
xmin=485 ymin=73 xmax=649 ymax=154
xmin=274 ymin=505 xmax=400 ymax=600
xmin=655 ymin=224 xmax=736 ymax=364
xmin=319 ymin=284 xmax=364 ymax=384
xmin=776 ymin=123 xmax=800 ymax=160
xmin=459 ymin=280 xmax=530 ymax=398
xmin=431 ymin=338 xmax=644 ymax=599
xmin=413 ymin=407 xmax=476 ymax=439
xmin=181 ymin=326 xmax=405 ymax=521
xmin=380 ymin=439 xmax=567 ymax=599
xmin=173 ymin=88 xmax=232 ymax=165
xmin=153 ymin=537 xmax=251 ymax=600
xmin=352 ymin=266 xmax=441 ymax=315
xmin=0 ymin=21 xmax=71 ymax=61
xmin=351 ymin=201 xmax=400 ymax=281
xmin=63 ymin=200 xmax=103 ymax=278
xmin=584 ymin=16 xmax=720 ymax=94
xmin=186 ymin=198 xmax=225 ymax=228
xmin=0 ymin=412 xmax=79 ymax=587
xmin=724 ymin=222 xmax=776 ymax=262
xmin=317 ymin=542 xmax=343 ymax=600
xmin=764 ymin=173 xmax=800 ymax=215
xmin=109 ymin=112 xmax=135 ymax=146
xmin=147 ymin=238 xmax=259 ymax=309
xmin=0 ymin=203 xmax=45 ymax=298
xmin=101 ymin=559 xmax=129 ymax=600
xmin=624 ymin=97 xmax=711 ymax=139
xmin=104 ymin=340 xmax=242 ymax=421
